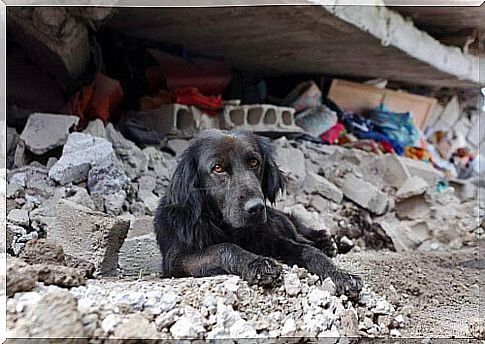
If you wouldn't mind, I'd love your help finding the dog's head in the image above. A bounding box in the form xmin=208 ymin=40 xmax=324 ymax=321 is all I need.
xmin=165 ymin=129 xmax=285 ymax=229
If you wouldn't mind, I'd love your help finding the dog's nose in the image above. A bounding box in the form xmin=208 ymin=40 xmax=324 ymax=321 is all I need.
xmin=244 ymin=198 xmax=265 ymax=215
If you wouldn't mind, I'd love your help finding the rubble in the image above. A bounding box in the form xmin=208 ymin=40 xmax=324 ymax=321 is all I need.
xmin=105 ymin=123 xmax=148 ymax=180
xmin=7 ymin=209 xmax=30 ymax=227
xmin=48 ymin=133 xmax=118 ymax=185
xmin=48 ymin=200 xmax=130 ymax=276
xmin=395 ymin=176 xmax=429 ymax=201
xmin=118 ymin=216 xmax=164 ymax=276
xmin=18 ymin=113 xmax=79 ymax=156
xmin=8 ymin=289 xmax=86 ymax=339
xmin=304 ymin=171 xmax=343 ymax=204
xmin=339 ymin=174 xmax=389 ymax=216
xmin=83 ymin=119 xmax=106 ymax=138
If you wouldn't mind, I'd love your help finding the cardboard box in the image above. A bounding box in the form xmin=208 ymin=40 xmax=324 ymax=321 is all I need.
xmin=328 ymin=79 xmax=437 ymax=129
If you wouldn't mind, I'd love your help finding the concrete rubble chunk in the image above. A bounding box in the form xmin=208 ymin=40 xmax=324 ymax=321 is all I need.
xmin=105 ymin=123 xmax=148 ymax=180
xmin=378 ymin=221 xmax=421 ymax=252
xmin=83 ymin=119 xmax=106 ymax=138
xmin=305 ymin=171 xmax=343 ymax=204
xmin=399 ymin=156 xmax=444 ymax=187
xmin=19 ymin=113 xmax=79 ymax=155
xmin=395 ymin=195 xmax=430 ymax=221
xmin=48 ymin=199 xmax=130 ymax=276
xmin=340 ymin=174 xmax=389 ymax=215
xmin=118 ymin=216 xmax=163 ymax=276
xmin=19 ymin=238 xmax=65 ymax=265
xmin=167 ymin=139 xmax=190 ymax=156
xmin=7 ymin=209 xmax=30 ymax=227
xmin=48 ymin=132 xmax=118 ymax=185
xmin=33 ymin=264 xmax=86 ymax=288
xmin=114 ymin=314 xmax=160 ymax=340
xmin=87 ymin=160 xmax=131 ymax=216
xmin=7 ymin=257 xmax=37 ymax=296
xmin=432 ymin=96 xmax=460 ymax=133
xmin=381 ymin=154 xmax=411 ymax=188
xmin=396 ymin=176 xmax=429 ymax=201
xmin=9 ymin=289 xmax=86 ymax=338
xmin=275 ymin=141 xmax=306 ymax=184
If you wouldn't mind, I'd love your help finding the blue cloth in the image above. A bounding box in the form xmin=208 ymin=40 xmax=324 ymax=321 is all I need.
xmin=367 ymin=104 xmax=420 ymax=147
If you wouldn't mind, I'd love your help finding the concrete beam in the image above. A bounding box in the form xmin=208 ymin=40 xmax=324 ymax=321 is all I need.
xmin=106 ymin=6 xmax=482 ymax=88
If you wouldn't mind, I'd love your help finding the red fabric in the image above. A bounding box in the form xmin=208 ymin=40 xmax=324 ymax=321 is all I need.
xmin=378 ymin=141 xmax=394 ymax=154
xmin=172 ymin=87 xmax=223 ymax=115
xmin=320 ymin=123 xmax=345 ymax=144
xmin=71 ymin=73 xmax=124 ymax=127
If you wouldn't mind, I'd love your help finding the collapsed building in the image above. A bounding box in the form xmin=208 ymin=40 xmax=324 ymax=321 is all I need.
xmin=2 ymin=3 xmax=484 ymax=341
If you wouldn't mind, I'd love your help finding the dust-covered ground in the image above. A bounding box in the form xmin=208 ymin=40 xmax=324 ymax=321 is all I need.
xmin=340 ymin=247 xmax=482 ymax=338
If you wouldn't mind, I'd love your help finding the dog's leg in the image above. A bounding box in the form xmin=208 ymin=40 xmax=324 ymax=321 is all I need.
xmin=289 ymin=214 xmax=338 ymax=257
xmin=273 ymin=238 xmax=362 ymax=298
xmin=167 ymin=243 xmax=282 ymax=286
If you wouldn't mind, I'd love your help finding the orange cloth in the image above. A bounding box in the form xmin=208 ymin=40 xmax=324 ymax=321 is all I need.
xmin=71 ymin=73 xmax=124 ymax=127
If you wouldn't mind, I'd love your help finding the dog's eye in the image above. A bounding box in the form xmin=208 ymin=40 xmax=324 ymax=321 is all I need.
xmin=212 ymin=164 xmax=225 ymax=173
xmin=248 ymin=158 xmax=259 ymax=168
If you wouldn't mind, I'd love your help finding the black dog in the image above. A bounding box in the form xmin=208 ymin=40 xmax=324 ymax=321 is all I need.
xmin=154 ymin=129 xmax=362 ymax=297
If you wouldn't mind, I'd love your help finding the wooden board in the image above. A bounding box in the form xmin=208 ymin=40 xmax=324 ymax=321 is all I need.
xmin=327 ymin=79 xmax=437 ymax=129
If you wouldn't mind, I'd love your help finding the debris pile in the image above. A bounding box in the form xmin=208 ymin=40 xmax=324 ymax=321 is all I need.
xmin=4 ymin=112 xmax=481 ymax=339
xmin=7 ymin=264 xmax=404 ymax=339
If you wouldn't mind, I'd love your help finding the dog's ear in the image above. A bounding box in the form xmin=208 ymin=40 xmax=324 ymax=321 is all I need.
xmin=256 ymin=135 xmax=286 ymax=204
xmin=166 ymin=146 xmax=204 ymax=213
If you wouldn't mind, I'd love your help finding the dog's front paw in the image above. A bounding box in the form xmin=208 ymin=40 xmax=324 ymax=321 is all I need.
xmin=333 ymin=271 xmax=363 ymax=299
xmin=242 ymin=257 xmax=282 ymax=286
xmin=310 ymin=232 xmax=338 ymax=258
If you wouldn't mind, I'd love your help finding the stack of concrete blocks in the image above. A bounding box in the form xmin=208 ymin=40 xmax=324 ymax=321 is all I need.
xmin=137 ymin=103 xmax=302 ymax=137
xmin=222 ymin=104 xmax=302 ymax=133
xmin=137 ymin=104 xmax=221 ymax=138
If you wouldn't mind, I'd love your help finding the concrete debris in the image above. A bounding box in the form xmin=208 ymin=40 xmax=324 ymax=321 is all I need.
xmin=399 ymin=156 xmax=444 ymax=187
xmin=87 ymin=160 xmax=131 ymax=216
xmin=114 ymin=313 xmax=160 ymax=340
xmin=118 ymin=216 xmax=163 ymax=276
xmin=7 ymin=258 xmax=38 ymax=296
xmin=305 ymin=171 xmax=343 ymax=204
xmin=9 ymin=289 xmax=86 ymax=339
xmin=339 ymin=174 xmax=389 ymax=215
xmin=48 ymin=200 xmax=130 ymax=276
xmin=19 ymin=113 xmax=79 ymax=155
xmin=396 ymin=176 xmax=429 ymax=201
xmin=105 ymin=123 xmax=148 ymax=180
xmin=49 ymin=133 xmax=118 ymax=185
xmin=83 ymin=119 xmax=106 ymax=138
xmin=274 ymin=139 xmax=306 ymax=184
xmin=7 ymin=209 xmax=30 ymax=227
xmin=167 ymin=139 xmax=190 ymax=156
xmin=19 ymin=239 xmax=65 ymax=265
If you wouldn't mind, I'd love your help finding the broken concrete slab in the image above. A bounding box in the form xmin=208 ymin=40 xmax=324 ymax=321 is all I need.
xmin=87 ymin=160 xmax=131 ymax=216
xmin=432 ymin=96 xmax=460 ymax=133
xmin=167 ymin=139 xmax=190 ymax=156
xmin=19 ymin=113 xmax=79 ymax=155
xmin=9 ymin=289 xmax=86 ymax=338
xmin=7 ymin=257 xmax=38 ymax=296
xmin=105 ymin=123 xmax=148 ymax=180
xmin=275 ymin=140 xmax=306 ymax=185
xmin=381 ymin=154 xmax=411 ymax=188
xmin=396 ymin=176 xmax=429 ymax=201
xmin=339 ymin=174 xmax=389 ymax=215
xmin=48 ymin=199 xmax=130 ymax=276
xmin=118 ymin=216 xmax=163 ymax=276
xmin=83 ymin=119 xmax=106 ymax=138
xmin=395 ymin=195 xmax=430 ymax=221
xmin=7 ymin=209 xmax=30 ymax=227
xmin=48 ymin=133 xmax=117 ymax=185
xmin=377 ymin=221 xmax=420 ymax=252
xmin=399 ymin=157 xmax=444 ymax=187
xmin=304 ymin=171 xmax=343 ymax=204
xmin=19 ymin=238 xmax=65 ymax=265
